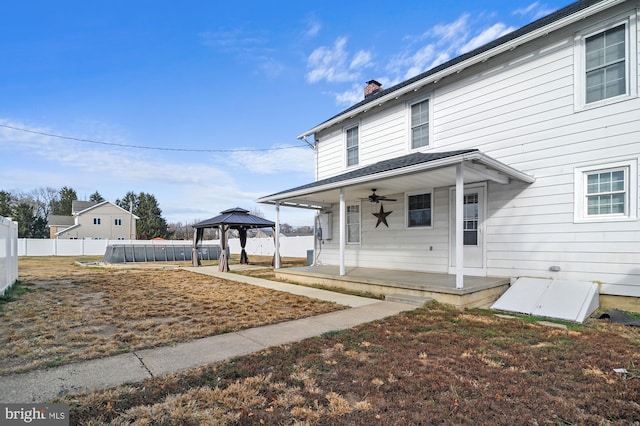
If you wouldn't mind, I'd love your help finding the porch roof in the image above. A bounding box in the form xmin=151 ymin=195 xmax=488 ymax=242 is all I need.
xmin=257 ymin=149 xmax=535 ymax=209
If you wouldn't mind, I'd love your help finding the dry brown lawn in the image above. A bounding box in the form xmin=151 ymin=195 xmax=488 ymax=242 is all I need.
xmin=6 ymin=256 xmax=640 ymax=426
xmin=60 ymin=305 xmax=640 ymax=425
xmin=0 ymin=256 xmax=344 ymax=375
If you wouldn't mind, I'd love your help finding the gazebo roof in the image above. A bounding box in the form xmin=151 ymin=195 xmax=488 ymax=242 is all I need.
xmin=193 ymin=207 xmax=275 ymax=229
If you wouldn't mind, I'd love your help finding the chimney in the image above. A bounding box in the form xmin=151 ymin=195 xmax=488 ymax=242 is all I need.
xmin=364 ymin=79 xmax=382 ymax=98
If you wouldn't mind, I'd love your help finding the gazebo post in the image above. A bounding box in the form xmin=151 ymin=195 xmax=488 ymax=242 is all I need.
xmin=191 ymin=228 xmax=201 ymax=267
xmin=218 ymin=224 xmax=229 ymax=272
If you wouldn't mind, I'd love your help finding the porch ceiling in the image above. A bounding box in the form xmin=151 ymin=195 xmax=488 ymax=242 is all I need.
xmin=258 ymin=150 xmax=534 ymax=209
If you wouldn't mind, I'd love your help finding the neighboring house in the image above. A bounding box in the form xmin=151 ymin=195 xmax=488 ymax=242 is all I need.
xmin=259 ymin=0 xmax=640 ymax=310
xmin=47 ymin=215 xmax=76 ymax=239
xmin=48 ymin=201 xmax=138 ymax=240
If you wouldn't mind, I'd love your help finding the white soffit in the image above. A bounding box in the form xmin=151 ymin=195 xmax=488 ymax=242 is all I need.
xmin=491 ymin=277 xmax=599 ymax=323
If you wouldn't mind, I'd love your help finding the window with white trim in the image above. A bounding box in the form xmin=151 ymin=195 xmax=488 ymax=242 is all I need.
xmin=406 ymin=191 xmax=433 ymax=228
xmin=410 ymin=99 xmax=429 ymax=149
xmin=93 ymin=217 xmax=101 ymax=225
xmin=585 ymin=24 xmax=626 ymax=103
xmin=346 ymin=203 xmax=361 ymax=244
xmin=575 ymin=13 xmax=637 ymax=109
xmin=114 ymin=218 xmax=122 ymax=226
xmin=574 ymin=160 xmax=638 ymax=222
xmin=345 ymin=125 xmax=359 ymax=167
xmin=586 ymin=169 xmax=626 ymax=215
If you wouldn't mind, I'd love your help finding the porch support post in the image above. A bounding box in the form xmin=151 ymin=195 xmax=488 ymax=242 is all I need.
xmin=339 ymin=187 xmax=346 ymax=276
xmin=455 ymin=162 xmax=464 ymax=289
xmin=274 ymin=201 xmax=281 ymax=269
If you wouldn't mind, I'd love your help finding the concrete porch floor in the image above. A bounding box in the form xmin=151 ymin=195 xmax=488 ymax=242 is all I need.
xmin=275 ymin=265 xmax=511 ymax=309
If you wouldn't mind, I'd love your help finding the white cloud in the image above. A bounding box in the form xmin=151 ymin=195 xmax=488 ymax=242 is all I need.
xmin=430 ymin=13 xmax=470 ymax=44
xmin=199 ymin=28 xmax=269 ymax=52
xmin=306 ymin=8 xmax=545 ymax=107
xmin=513 ymin=2 xmax=557 ymax=20
xmin=256 ymin=56 xmax=285 ymax=79
xmin=513 ymin=2 xmax=540 ymax=16
xmin=335 ymin=84 xmax=365 ymax=106
xmin=230 ymin=145 xmax=314 ymax=174
xmin=458 ymin=23 xmax=516 ymax=54
xmin=306 ymin=37 xmax=373 ymax=84
xmin=0 ymin=119 xmax=300 ymax=225
xmin=304 ymin=17 xmax=322 ymax=38
xmin=350 ymin=50 xmax=373 ymax=70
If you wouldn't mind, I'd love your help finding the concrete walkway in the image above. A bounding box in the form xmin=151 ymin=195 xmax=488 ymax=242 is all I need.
xmin=0 ymin=267 xmax=415 ymax=403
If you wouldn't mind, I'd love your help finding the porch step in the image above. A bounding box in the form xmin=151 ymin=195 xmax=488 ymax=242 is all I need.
xmin=385 ymin=293 xmax=434 ymax=307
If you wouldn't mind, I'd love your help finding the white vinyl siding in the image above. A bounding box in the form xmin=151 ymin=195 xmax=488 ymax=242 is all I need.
xmin=313 ymin=3 xmax=640 ymax=296
xmin=410 ymin=99 xmax=429 ymax=149
xmin=345 ymin=125 xmax=359 ymax=167
xmin=346 ymin=203 xmax=360 ymax=244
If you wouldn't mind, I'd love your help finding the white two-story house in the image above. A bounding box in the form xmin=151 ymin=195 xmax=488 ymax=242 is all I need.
xmin=258 ymin=0 xmax=640 ymax=312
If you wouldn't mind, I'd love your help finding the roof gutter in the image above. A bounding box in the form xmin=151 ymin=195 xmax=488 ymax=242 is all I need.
xmin=297 ymin=0 xmax=625 ymax=139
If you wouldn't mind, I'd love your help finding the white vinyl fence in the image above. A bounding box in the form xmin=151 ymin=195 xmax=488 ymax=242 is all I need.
xmin=18 ymin=236 xmax=314 ymax=259
xmin=1 ymin=216 xmax=19 ymax=295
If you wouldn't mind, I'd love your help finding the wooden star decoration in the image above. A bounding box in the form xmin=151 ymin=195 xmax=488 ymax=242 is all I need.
xmin=372 ymin=203 xmax=392 ymax=228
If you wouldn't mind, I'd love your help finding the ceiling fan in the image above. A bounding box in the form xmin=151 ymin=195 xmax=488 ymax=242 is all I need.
xmin=368 ymin=188 xmax=397 ymax=203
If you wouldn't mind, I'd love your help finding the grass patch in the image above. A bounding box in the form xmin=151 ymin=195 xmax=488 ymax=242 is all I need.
xmin=58 ymin=304 xmax=640 ymax=425
xmin=0 ymin=280 xmax=34 ymax=304
xmin=1 ymin=256 xmax=344 ymax=375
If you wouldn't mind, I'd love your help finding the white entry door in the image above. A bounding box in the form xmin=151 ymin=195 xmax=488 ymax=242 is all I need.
xmin=449 ymin=184 xmax=486 ymax=275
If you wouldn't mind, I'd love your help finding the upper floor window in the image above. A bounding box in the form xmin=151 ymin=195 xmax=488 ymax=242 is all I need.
xmin=93 ymin=218 xmax=101 ymax=225
xmin=406 ymin=191 xmax=433 ymax=228
xmin=574 ymin=159 xmax=638 ymax=222
xmin=411 ymin=99 xmax=429 ymax=149
xmin=575 ymin=13 xmax=637 ymax=109
xmin=345 ymin=125 xmax=359 ymax=167
xmin=114 ymin=218 xmax=122 ymax=226
xmin=346 ymin=203 xmax=361 ymax=244
xmin=585 ymin=24 xmax=626 ymax=103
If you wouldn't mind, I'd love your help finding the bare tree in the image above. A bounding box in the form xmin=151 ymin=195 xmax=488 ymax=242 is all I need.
xmin=29 ymin=187 xmax=59 ymax=218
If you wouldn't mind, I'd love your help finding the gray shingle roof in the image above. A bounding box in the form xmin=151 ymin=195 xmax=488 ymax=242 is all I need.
xmin=71 ymin=200 xmax=97 ymax=214
xmin=47 ymin=215 xmax=75 ymax=227
xmin=194 ymin=207 xmax=275 ymax=229
xmin=263 ymin=149 xmax=478 ymax=198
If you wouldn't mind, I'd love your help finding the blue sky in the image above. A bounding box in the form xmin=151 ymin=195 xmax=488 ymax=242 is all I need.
xmin=0 ymin=0 xmax=571 ymax=226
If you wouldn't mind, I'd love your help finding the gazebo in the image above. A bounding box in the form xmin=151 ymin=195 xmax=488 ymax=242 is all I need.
xmin=192 ymin=207 xmax=276 ymax=271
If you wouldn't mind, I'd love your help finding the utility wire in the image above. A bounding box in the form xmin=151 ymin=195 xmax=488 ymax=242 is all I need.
xmin=0 ymin=123 xmax=307 ymax=152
